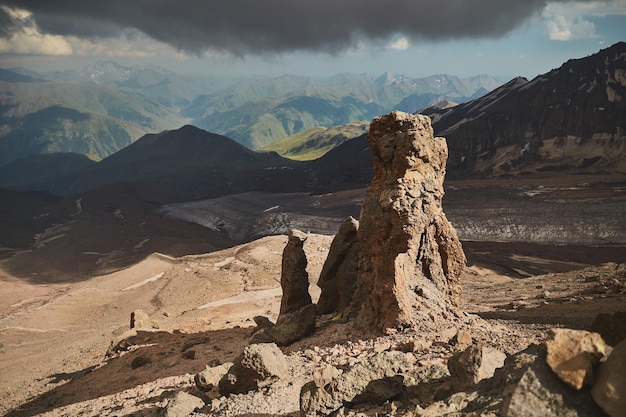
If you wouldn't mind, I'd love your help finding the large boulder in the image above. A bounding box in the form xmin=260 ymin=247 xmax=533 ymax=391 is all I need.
xmin=159 ymin=391 xmax=204 ymax=417
xmin=498 ymin=345 xmax=605 ymax=417
xmin=218 ymin=343 xmax=288 ymax=396
xmin=300 ymin=351 xmax=448 ymax=416
xmin=545 ymin=328 xmax=608 ymax=389
xmin=195 ymin=362 xmax=232 ymax=391
xmin=353 ymin=111 xmax=466 ymax=331
xmin=279 ymin=229 xmax=312 ymax=315
xmin=592 ymin=338 xmax=626 ymax=417
xmin=448 ymin=344 xmax=507 ymax=391
xmin=590 ymin=310 xmax=626 ymax=347
xmin=268 ymin=304 xmax=316 ymax=346
xmin=316 ymin=216 xmax=360 ymax=315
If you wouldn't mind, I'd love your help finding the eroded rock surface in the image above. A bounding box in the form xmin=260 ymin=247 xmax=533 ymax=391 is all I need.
xmin=353 ymin=111 xmax=466 ymax=331
xmin=269 ymin=304 xmax=316 ymax=346
xmin=300 ymin=350 xmax=447 ymax=417
xmin=218 ymin=343 xmax=288 ymax=396
xmin=279 ymin=229 xmax=312 ymax=315
xmin=592 ymin=338 xmax=626 ymax=417
xmin=195 ymin=362 xmax=232 ymax=391
xmin=545 ymin=328 xmax=608 ymax=389
xmin=316 ymin=216 xmax=360 ymax=315
xmin=159 ymin=391 xmax=204 ymax=417
xmin=448 ymin=344 xmax=506 ymax=392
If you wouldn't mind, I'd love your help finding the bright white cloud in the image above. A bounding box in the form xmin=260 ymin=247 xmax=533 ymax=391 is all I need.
xmin=542 ymin=0 xmax=626 ymax=41
xmin=544 ymin=14 xmax=598 ymax=40
xmin=0 ymin=6 xmax=192 ymax=59
xmin=0 ymin=6 xmax=73 ymax=55
xmin=0 ymin=33 xmax=73 ymax=55
xmin=389 ymin=37 xmax=411 ymax=50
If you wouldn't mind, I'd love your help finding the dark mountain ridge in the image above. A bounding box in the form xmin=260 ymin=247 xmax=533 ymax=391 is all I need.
xmin=7 ymin=125 xmax=306 ymax=198
xmin=0 ymin=153 xmax=96 ymax=190
xmin=429 ymin=42 xmax=626 ymax=178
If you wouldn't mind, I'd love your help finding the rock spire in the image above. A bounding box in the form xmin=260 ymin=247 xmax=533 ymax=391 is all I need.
xmin=352 ymin=111 xmax=466 ymax=331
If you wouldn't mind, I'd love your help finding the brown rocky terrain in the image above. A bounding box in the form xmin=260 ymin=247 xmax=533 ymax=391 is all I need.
xmin=1 ymin=235 xmax=624 ymax=416
xmin=1 ymin=112 xmax=625 ymax=417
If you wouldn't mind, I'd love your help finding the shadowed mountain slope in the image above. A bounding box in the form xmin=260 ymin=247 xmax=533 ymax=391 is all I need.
xmin=0 ymin=153 xmax=96 ymax=190
xmin=0 ymin=95 xmax=146 ymax=167
xmin=428 ymin=42 xmax=626 ymax=178
xmin=17 ymin=125 xmax=306 ymax=198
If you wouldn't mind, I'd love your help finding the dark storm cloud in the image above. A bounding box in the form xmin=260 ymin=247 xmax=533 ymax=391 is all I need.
xmin=0 ymin=7 xmax=18 ymax=37
xmin=1 ymin=0 xmax=556 ymax=54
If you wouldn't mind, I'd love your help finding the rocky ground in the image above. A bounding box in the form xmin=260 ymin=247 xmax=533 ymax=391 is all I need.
xmin=1 ymin=231 xmax=624 ymax=417
xmin=1 ymin=157 xmax=625 ymax=416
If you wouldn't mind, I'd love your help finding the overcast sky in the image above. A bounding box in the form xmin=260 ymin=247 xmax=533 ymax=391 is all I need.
xmin=0 ymin=0 xmax=624 ymax=79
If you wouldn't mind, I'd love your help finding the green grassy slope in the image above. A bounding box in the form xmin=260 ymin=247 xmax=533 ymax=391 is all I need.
xmin=188 ymin=73 xmax=501 ymax=149
xmin=0 ymin=95 xmax=148 ymax=166
xmin=263 ymin=122 xmax=369 ymax=160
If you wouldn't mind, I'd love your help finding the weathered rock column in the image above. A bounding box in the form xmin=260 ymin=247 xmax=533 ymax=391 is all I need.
xmin=270 ymin=229 xmax=316 ymax=345
xmin=279 ymin=229 xmax=312 ymax=315
xmin=354 ymin=111 xmax=466 ymax=332
xmin=316 ymin=216 xmax=360 ymax=315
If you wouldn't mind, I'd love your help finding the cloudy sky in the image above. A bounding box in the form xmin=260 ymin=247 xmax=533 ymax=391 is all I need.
xmin=0 ymin=0 xmax=624 ymax=79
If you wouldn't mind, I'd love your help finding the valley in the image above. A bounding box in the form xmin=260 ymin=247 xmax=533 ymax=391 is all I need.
xmin=1 ymin=176 xmax=624 ymax=415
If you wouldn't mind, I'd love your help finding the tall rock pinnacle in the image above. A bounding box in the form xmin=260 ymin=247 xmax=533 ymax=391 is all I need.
xmin=353 ymin=111 xmax=466 ymax=332
xmin=279 ymin=229 xmax=312 ymax=315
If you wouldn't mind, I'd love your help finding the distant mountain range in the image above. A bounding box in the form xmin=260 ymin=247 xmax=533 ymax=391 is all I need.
xmin=2 ymin=42 xmax=623 ymax=198
xmin=269 ymin=42 xmax=626 ymax=180
xmin=1 ymin=64 xmax=501 ymax=168
xmin=0 ymin=70 xmax=187 ymax=165
xmin=185 ymin=72 xmax=501 ymax=149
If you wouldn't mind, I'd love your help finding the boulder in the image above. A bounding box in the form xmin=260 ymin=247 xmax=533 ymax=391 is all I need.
xmin=422 ymin=342 xmax=606 ymax=417
xmin=279 ymin=229 xmax=312 ymax=315
xmin=447 ymin=344 xmax=506 ymax=391
xmin=249 ymin=328 xmax=275 ymax=345
xmin=448 ymin=329 xmax=473 ymax=347
xmin=195 ymin=362 xmax=232 ymax=391
xmin=159 ymin=391 xmax=204 ymax=417
xmin=316 ymin=216 xmax=360 ymax=315
xmin=219 ymin=343 xmax=288 ymax=396
xmin=498 ymin=344 xmax=605 ymax=417
xmin=592 ymin=338 xmax=626 ymax=417
xmin=249 ymin=316 xmax=276 ymax=344
xmin=300 ymin=351 xmax=415 ymax=416
xmin=590 ymin=310 xmax=626 ymax=347
xmin=252 ymin=315 xmax=274 ymax=331
xmin=268 ymin=304 xmax=316 ymax=346
xmin=545 ymin=328 xmax=608 ymax=389
xmin=130 ymin=309 xmax=159 ymax=330
xmin=352 ymin=111 xmax=466 ymax=331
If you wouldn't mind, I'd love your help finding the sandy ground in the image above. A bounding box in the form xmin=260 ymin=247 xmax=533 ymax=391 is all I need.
xmin=0 ymin=234 xmax=331 ymax=416
xmin=1 ymin=230 xmax=624 ymax=416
